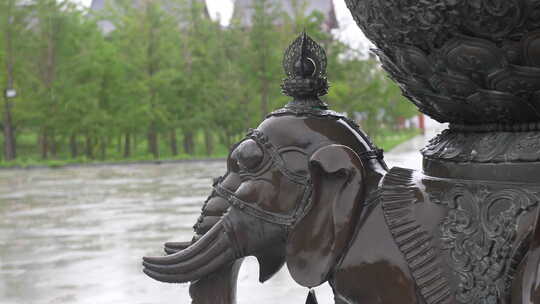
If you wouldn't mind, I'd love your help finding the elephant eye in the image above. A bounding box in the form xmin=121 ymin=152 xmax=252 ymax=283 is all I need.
xmin=231 ymin=139 xmax=264 ymax=172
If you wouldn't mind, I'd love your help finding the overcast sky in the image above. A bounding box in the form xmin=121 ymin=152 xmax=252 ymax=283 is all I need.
xmin=71 ymin=0 xmax=370 ymax=50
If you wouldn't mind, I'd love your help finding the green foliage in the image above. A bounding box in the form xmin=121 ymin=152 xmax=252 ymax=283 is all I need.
xmin=0 ymin=0 xmax=419 ymax=164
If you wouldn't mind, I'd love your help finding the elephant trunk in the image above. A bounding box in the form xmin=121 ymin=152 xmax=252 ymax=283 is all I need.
xmin=143 ymin=221 xmax=238 ymax=283
xmin=163 ymin=175 xmax=240 ymax=256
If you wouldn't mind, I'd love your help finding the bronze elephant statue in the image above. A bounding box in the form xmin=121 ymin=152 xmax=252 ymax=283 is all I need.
xmin=143 ymin=105 xmax=540 ymax=304
xmin=143 ymin=33 xmax=540 ymax=304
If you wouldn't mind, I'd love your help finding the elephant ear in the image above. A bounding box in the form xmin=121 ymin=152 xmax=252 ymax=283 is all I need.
xmin=286 ymin=144 xmax=365 ymax=288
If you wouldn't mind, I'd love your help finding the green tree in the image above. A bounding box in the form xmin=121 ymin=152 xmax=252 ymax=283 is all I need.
xmin=107 ymin=0 xmax=183 ymax=158
xmin=328 ymin=53 xmax=417 ymax=136
xmin=0 ymin=0 xmax=32 ymax=161
xmin=22 ymin=0 xmax=97 ymax=159
xmin=174 ymin=0 xmax=223 ymax=155
xmin=0 ymin=0 xmax=419 ymax=166
xmin=245 ymin=0 xmax=287 ymax=119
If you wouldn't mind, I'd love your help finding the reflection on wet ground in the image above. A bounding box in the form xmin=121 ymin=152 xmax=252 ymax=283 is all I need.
xmin=0 ymin=140 xmax=424 ymax=304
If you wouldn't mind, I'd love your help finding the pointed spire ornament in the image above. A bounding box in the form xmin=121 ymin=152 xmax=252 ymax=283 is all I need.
xmin=305 ymin=289 xmax=319 ymax=304
xmin=281 ymin=32 xmax=329 ymax=109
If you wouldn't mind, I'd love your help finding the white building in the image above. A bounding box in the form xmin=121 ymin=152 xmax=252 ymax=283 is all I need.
xmin=89 ymin=0 xmax=210 ymax=33
xmin=232 ymin=0 xmax=338 ymax=32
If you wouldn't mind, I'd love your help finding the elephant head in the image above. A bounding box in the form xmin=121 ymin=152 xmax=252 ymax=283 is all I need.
xmin=142 ymin=32 xmax=387 ymax=294
xmin=143 ymin=110 xmax=387 ymax=288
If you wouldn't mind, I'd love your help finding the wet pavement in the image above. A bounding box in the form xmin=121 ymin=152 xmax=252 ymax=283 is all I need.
xmin=0 ymin=132 xmax=438 ymax=304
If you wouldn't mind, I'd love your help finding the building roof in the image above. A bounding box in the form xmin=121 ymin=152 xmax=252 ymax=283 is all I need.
xmin=232 ymin=0 xmax=338 ymax=32
xmin=90 ymin=0 xmax=105 ymax=10
xmin=90 ymin=0 xmax=114 ymax=33
xmin=90 ymin=0 xmax=210 ymax=33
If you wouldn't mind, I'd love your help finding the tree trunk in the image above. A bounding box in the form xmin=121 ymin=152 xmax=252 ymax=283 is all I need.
xmin=124 ymin=133 xmax=131 ymax=158
xmin=183 ymin=131 xmax=194 ymax=155
xmin=259 ymin=27 xmax=270 ymax=119
xmin=170 ymin=129 xmax=178 ymax=156
xmin=2 ymin=99 xmax=16 ymax=161
xmin=261 ymin=79 xmax=270 ymax=119
xmin=69 ymin=133 xmax=78 ymax=158
xmin=3 ymin=1 xmax=16 ymax=161
xmin=117 ymin=136 xmax=122 ymax=154
xmin=100 ymin=137 xmax=107 ymax=160
xmin=145 ymin=4 xmax=159 ymax=160
xmin=204 ymin=129 xmax=213 ymax=156
xmin=50 ymin=129 xmax=57 ymax=158
xmin=40 ymin=130 xmax=49 ymax=160
xmin=148 ymin=122 xmax=159 ymax=158
xmin=85 ymin=134 xmax=93 ymax=159
xmin=224 ymin=131 xmax=232 ymax=151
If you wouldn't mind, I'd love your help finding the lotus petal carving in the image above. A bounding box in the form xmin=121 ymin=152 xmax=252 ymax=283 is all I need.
xmin=345 ymin=0 xmax=540 ymax=124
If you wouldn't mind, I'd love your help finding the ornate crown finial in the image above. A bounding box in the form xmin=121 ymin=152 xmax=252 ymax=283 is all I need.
xmin=281 ymin=32 xmax=329 ymax=108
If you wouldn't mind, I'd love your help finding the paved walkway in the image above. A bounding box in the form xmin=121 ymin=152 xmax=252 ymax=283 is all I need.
xmin=385 ymin=117 xmax=447 ymax=171
xmin=385 ymin=134 xmax=425 ymax=171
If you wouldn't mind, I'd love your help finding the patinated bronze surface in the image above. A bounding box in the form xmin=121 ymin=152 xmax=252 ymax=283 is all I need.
xmin=143 ymin=4 xmax=540 ymax=302
xmin=344 ymin=0 xmax=540 ymax=125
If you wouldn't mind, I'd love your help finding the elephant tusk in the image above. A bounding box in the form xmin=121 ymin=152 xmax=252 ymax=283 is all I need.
xmin=143 ymin=236 xmax=229 ymax=274
xmin=163 ymin=241 xmax=190 ymax=255
xmin=142 ymin=248 xmax=236 ymax=283
xmin=143 ymin=223 xmax=224 ymax=265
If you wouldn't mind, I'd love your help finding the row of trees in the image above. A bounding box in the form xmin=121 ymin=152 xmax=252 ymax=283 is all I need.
xmin=0 ymin=0 xmax=417 ymax=162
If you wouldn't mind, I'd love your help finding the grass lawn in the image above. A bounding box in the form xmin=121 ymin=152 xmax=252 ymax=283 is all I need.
xmin=374 ymin=128 xmax=421 ymax=152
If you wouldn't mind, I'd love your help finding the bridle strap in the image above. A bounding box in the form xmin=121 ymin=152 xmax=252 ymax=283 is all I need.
xmin=217 ymin=128 xmax=359 ymax=227
xmin=215 ymin=183 xmax=300 ymax=226
xmin=215 ymin=127 xmax=314 ymax=227
xmin=247 ymin=128 xmax=310 ymax=185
